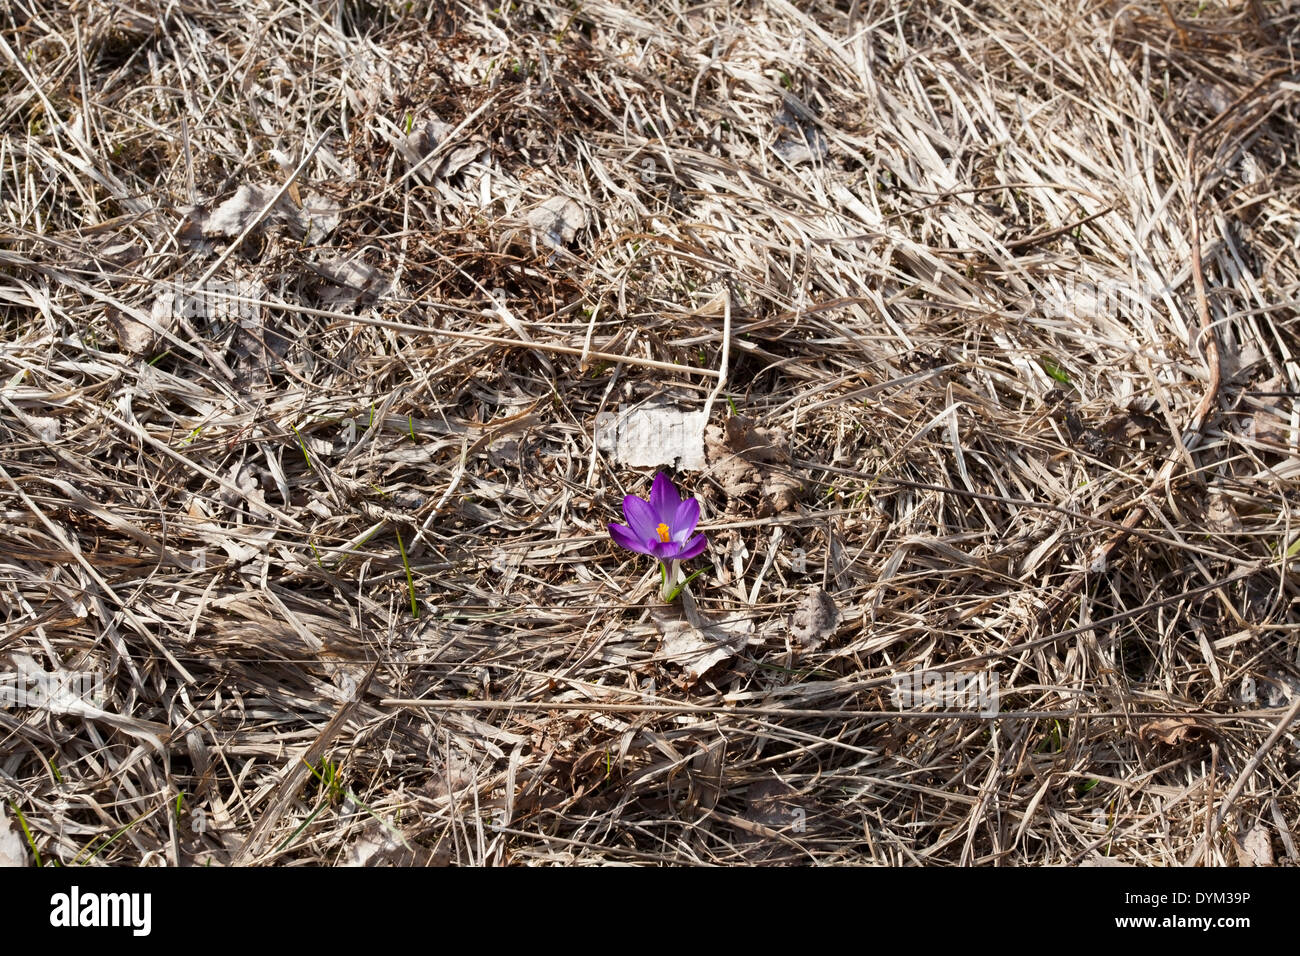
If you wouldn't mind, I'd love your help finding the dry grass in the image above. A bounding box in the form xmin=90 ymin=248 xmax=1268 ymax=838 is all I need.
xmin=2 ymin=0 xmax=1299 ymax=866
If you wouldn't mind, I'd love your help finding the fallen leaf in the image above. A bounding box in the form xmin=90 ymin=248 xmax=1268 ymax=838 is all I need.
xmin=313 ymin=256 xmax=392 ymax=309
xmin=107 ymin=300 xmax=169 ymax=355
xmin=1204 ymin=492 xmax=1242 ymax=534
xmin=772 ymin=96 xmax=829 ymax=166
xmin=526 ymin=195 xmax=585 ymax=250
xmin=655 ymin=596 xmax=754 ymax=684
xmin=201 ymin=184 xmax=280 ymax=237
xmin=299 ymin=194 xmax=341 ymax=245
xmin=6 ymin=654 xmax=166 ymax=752
xmin=424 ymin=749 xmax=478 ymax=800
xmin=218 ymin=462 xmax=261 ymax=508
xmin=789 ymin=588 xmax=839 ymax=651
xmin=1244 ymin=376 xmax=1293 ymax=449
xmin=1222 ymin=341 xmax=1263 ymax=383
xmin=685 ymin=739 xmax=726 ymax=814
xmin=1137 ymin=716 xmax=1213 ymax=746
xmin=186 ymin=184 xmax=340 ymax=244
xmin=402 ymin=117 xmax=455 ymax=163
xmin=745 ymin=778 xmax=804 ymax=827
xmin=12 ymin=410 xmax=60 ymax=444
xmin=1191 ymin=81 xmax=1233 ymax=115
xmin=1078 ymin=852 xmax=1135 ymax=867
xmin=737 ymin=778 xmax=813 ymax=863
xmin=439 ymin=142 xmax=486 ymax=180
xmin=1234 ymin=823 xmax=1274 ymax=867
xmin=704 ymin=415 xmax=801 ymax=515
xmin=399 ymin=117 xmax=485 ymax=182
xmin=344 ymin=818 xmax=427 ymax=867
xmin=205 ymin=279 xmax=288 ymax=388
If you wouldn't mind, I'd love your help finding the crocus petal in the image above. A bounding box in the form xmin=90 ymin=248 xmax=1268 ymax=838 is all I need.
xmin=649 ymin=472 xmax=680 ymax=523
xmin=673 ymin=533 xmax=709 ymax=561
xmin=641 ymin=540 xmax=671 ymax=559
xmin=622 ymin=495 xmax=659 ymax=542
xmin=609 ymin=522 xmax=654 ymax=555
xmin=669 ymin=496 xmax=699 ymax=541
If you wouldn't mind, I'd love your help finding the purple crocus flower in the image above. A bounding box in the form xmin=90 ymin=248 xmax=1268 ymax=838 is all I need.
xmin=609 ymin=472 xmax=708 ymax=563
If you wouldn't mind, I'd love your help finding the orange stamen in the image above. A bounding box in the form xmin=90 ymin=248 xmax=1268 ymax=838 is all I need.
xmin=656 ymin=523 xmax=671 ymax=542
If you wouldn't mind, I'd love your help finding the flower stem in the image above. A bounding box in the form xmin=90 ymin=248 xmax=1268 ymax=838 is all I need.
xmin=659 ymin=559 xmax=681 ymax=602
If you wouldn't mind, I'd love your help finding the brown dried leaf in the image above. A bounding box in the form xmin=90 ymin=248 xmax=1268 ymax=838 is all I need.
xmin=737 ymin=777 xmax=812 ymax=862
xmin=1244 ymin=376 xmax=1294 ymax=449
xmin=1204 ymin=492 xmax=1242 ymax=534
xmin=705 ymin=416 xmax=801 ymax=515
xmin=186 ymin=184 xmax=339 ymax=244
xmin=400 ymin=116 xmax=485 ymax=182
xmin=705 ymin=428 xmax=760 ymax=498
xmin=401 ymin=117 xmax=455 ymax=164
xmin=1079 ymin=852 xmax=1136 ymax=867
xmin=1137 ymin=716 xmax=1214 ymax=746
xmin=772 ymin=96 xmax=829 ymax=165
xmin=1234 ymin=823 xmax=1274 ymax=867
xmin=201 ymin=184 xmax=280 ymax=236
xmin=108 ymin=298 xmax=175 ymax=355
xmin=299 ymin=194 xmax=342 ymax=244
xmin=655 ymin=597 xmax=755 ymax=684
xmin=789 ymin=587 xmax=839 ymax=651
xmin=314 ymin=256 xmax=392 ymax=310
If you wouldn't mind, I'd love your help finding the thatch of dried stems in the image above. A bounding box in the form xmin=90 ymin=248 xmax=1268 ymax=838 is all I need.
xmin=1 ymin=0 xmax=1299 ymax=866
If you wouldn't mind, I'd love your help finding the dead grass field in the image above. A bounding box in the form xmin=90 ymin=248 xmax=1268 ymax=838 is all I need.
xmin=2 ymin=0 xmax=1299 ymax=866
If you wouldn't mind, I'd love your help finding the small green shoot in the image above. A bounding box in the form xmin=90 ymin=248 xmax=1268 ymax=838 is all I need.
xmin=281 ymin=756 xmax=402 ymax=853
xmin=1037 ymin=719 xmax=1064 ymax=754
xmin=395 ymin=527 xmax=419 ymax=618
xmin=274 ymin=801 xmax=330 ymax=855
xmin=77 ymin=806 xmax=153 ymax=864
xmin=290 ymin=424 xmax=314 ymax=472
xmin=664 ymin=563 xmax=711 ymax=602
xmin=1041 ymin=356 xmax=1071 ymax=385
xmin=309 ymin=755 xmax=347 ymax=804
